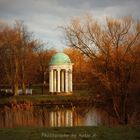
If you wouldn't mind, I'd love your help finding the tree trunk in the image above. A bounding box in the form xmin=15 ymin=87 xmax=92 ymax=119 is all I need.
xmin=14 ymin=81 xmax=19 ymax=96
xmin=13 ymin=58 xmax=19 ymax=96
xmin=21 ymin=64 xmax=26 ymax=95
xmin=41 ymin=72 xmax=46 ymax=95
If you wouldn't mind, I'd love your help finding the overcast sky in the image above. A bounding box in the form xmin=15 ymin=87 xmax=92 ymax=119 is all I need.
xmin=0 ymin=0 xmax=140 ymax=50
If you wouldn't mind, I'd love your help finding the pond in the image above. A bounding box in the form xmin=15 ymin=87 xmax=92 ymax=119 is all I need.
xmin=0 ymin=105 xmax=117 ymax=128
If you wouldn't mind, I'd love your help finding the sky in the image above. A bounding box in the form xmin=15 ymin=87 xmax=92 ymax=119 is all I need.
xmin=0 ymin=0 xmax=140 ymax=51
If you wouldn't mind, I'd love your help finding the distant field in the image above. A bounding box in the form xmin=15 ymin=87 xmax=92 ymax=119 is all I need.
xmin=0 ymin=125 xmax=139 ymax=140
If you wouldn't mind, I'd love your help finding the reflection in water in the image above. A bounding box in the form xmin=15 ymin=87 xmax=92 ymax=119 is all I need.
xmin=0 ymin=106 xmax=117 ymax=128
xmin=50 ymin=110 xmax=73 ymax=127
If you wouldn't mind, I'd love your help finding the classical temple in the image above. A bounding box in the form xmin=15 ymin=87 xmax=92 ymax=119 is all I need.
xmin=49 ymin=53 xmax=73 ymax=93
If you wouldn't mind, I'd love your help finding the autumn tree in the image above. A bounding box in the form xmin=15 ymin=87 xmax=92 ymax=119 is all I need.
xmin=0 ymin=21 xmax=41 ymax=95
xmin=64 ymin=14 xmax=140 ymax=124
xmin=35 ymin=44 xmax=56 ymax=94
xmin=64 ymin=47 xmax=92 ymax=89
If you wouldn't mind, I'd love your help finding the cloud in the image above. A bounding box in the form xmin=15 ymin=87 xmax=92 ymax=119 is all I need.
xmin=0 ymin=0 xmax=140 ymax=50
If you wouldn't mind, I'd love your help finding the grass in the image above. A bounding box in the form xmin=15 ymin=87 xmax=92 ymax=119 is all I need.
xmin=0 ymin=90 xmax=91 ymax=105
xmin=0 ymin=125 xmax=139 ymax=140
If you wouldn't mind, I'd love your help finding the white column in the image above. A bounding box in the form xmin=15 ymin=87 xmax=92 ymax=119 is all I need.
xmin=49 ymin=69 xmax=53 ymax=92
xmin=69 ymin=69 xmax=73 ymax=92
xmin=65 ymin=69 xmax=68 ymax=92
xmin=53 ymin=70 xmax=57 ymax=92
xmin=61 ymin=70 xmax=65 ymax=92
xmin=57 ymin=69 xmax=60 ymax=92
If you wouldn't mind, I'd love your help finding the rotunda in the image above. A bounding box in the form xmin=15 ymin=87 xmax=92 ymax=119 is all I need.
xmin=49 ymin=53 xmax=73 ymax=93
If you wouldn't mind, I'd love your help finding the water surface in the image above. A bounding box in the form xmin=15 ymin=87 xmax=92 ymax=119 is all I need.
xmin=0 ymin=106 xmax=117 ymax=128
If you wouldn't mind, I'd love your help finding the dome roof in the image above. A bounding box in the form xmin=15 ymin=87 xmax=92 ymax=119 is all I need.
xmin=49 ymin=53 xmax=71 ymax=65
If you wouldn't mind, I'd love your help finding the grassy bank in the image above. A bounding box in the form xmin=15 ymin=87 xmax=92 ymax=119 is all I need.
xmin=0 ymin=126 xmax=139 ymax=140
xmin=0 ymin=90 xmax=93 ymax=107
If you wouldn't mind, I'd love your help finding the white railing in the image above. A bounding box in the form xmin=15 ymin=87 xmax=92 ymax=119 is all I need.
xmin=0 ymin=89 xmax=32 ymax=95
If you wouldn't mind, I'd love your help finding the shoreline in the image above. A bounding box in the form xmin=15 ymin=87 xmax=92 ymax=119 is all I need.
xmin=0 ymin=94 xmax=97 ymax=108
